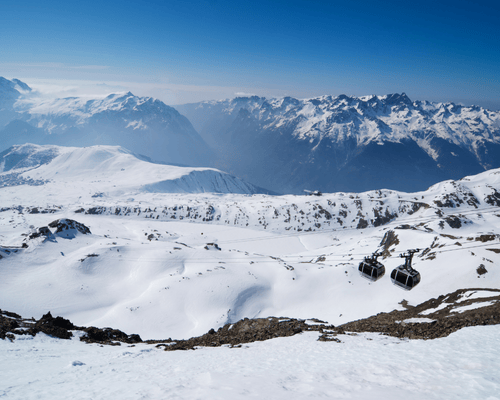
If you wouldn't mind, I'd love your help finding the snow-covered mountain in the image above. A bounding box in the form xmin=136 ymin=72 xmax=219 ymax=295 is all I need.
xmin=0 ymin=77 xmax=31 ymax=128
xmin=176 ymin=94 xmax=500 ymax=193
xmin=5 ymin=77 xmax=499 ymax=195
xmin=1 ymin=152 xmax=499 ymax=339
xmin=0 ymin=144 xmax=269 ymax=198
xmin=1 ymin=143 xmax=499 ymax=399
xmin=0 ymin=78 xmax=213 ymax=167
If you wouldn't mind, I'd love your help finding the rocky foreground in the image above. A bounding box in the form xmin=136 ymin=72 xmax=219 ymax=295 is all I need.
xmin=1 ymin=288 xmax=499 ymax=349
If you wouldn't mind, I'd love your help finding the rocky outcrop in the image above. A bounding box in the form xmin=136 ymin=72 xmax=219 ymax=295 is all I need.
xmin=48 ymin=219 xmax=91 ymax=235
xmin=2 ymin=288 xmax=499 ymax=347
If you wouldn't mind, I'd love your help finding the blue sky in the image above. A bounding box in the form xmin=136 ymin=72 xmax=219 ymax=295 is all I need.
xmin=1 ymin=0 xmax=499 ymax=108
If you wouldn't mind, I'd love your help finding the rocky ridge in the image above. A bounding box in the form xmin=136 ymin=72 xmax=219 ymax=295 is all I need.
xmin=2 ymin=288 xmax=499 ymax=348
xmin=2 ymin=168 xmax=499 ymax=241
xmin=177 ymin=94 xmax=500 ymax=193
xmin=67 ymin=168 xmax=500 ymax=234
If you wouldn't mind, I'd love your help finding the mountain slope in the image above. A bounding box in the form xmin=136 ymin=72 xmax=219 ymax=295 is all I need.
xmin=0 ymin=77 xmax=31 ymax=128
xmin=1 ymin=158 xmax=499 ymax=339
xmin=176 ymin=94 xmax=500 ymax=193
xmin=0 ymin=143 xmax=268 ymax=198
xmin=0 ymin=79 xmax=213 ymax=167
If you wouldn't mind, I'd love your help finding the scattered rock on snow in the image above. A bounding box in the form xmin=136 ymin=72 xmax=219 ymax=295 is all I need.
xmin=48 ymin=219 xmax=91 ymax=235
xmin=204 ymin=243 xmax=221 ymax=251
xmin=28 ymin=226 xmax=51 ymax=239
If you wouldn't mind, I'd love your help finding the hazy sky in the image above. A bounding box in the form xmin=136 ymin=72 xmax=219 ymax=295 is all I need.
xmin=2 ymin=0 xmax=499 ymax=108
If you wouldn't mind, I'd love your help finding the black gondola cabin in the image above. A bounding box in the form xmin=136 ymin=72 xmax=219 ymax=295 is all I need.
xmin=390 ymin=249 xmax=421 ymax=290
xmin=358 ymin=252 xmax=385 ymax=282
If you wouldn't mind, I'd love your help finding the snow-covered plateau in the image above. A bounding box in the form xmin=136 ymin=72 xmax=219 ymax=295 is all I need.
xmin=1 ymin=143 xmax=499 ymax=398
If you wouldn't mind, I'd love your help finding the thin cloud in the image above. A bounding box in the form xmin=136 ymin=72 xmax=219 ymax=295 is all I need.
xmin=0 ymin=62 xmax=110 ymax=70
xmin=235 ymin=92 xmax=257 ymax=97
xmin=6 ymin=76 xmax=313 ymax=105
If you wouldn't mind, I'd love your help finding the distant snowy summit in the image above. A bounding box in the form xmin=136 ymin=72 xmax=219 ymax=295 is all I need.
xmin=0 ymin=143 xmax=269 ymax=198
xmin=0 ymin=78 xmax=212 ymax=167
xmin=176 ymin=94 xmax=500 ymax=194
xmin=0 ymin=77 xmax=32 ymax=128
xmin=2 ymin=77 xmax=500 ymax=194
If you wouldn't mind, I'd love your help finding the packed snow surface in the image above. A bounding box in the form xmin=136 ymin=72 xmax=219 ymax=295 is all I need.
xmin=2 ymin=327 xmax=499 ymax=399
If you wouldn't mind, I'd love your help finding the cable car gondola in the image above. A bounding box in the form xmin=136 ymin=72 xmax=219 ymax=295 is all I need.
xmin=390 ymin=249 xmax=421 ymax=290
xmin=358 ymin=251 xmax=385 ymax=282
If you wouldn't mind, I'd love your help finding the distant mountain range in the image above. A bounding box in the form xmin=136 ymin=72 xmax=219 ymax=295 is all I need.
xmin=0 ymin=78 xmax=212 ymax=167
xmin=2 ymin=77 xmax=500 ymax=194
xmin=177 ymin=94 xmax=500 ymax=193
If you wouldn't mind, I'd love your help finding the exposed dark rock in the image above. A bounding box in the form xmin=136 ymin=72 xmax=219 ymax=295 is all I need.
xmin=150 ymin=317 xmax=324 ymax=351
xmin=85 ymin=207 xmax=106 ymax=215
xmin=373 ymin=209 xmax=397 ymax=227
xmin=2 ymin=288 xmax=500 ymax=348
xmin=28 ymin=226 xmax=51 ymax=239
xmin=328 ymin=288 xmax=500 ymax=340
xmin=477 ymin=264 xmax=488 ymax=275
xmin=395 ymin=224 xmax=412 ymax=230
xmin=48 ymin=219 xmax=91 ymax=235
xmin=0 ymin=311 xmax=20 ymax=340
xmin=444 ymin=216 xmax=462 ymax=229
xmin=357 ymin=218 xmax=368 ymax=229
xmin=79 ymin=253 xmax=99 ymax=262
xmin=475 ymin=234 xmax=497 ymax=242
xmin=80 ymin=327 xmax=142 ymax=345
xmin=484 ymin=189 xmax=500 ymax=206
xmin=380 ymin=230 xmax=399 ymax=257
xmin=204 ymin=243 xmax=221 ymax=251
xmin=31 ymin=312 xmax=76 ymax=339
xmin=0 ymin=309 xmax=142 ymax=344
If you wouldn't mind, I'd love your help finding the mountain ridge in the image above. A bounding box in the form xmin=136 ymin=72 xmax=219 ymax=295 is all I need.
xmin=0 ymin=78 xmax=213 ymax=168
xmin=3 ymin=77 xmax=500 ymax=194
xmin=176 ymin=93 xmax=500 ymax=194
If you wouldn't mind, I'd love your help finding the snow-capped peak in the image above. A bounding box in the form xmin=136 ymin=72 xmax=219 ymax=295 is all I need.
xmin=175 ymin=93 xmax=500 ymax=194
xmin=0 ymin=77 xmax=32 ymax=95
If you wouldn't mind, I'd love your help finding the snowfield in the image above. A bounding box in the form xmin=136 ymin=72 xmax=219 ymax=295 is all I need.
xmin=1 ymin=143 xmax=499 ymax=399
xmin=2 ymin=327 xmax=499 ymax=399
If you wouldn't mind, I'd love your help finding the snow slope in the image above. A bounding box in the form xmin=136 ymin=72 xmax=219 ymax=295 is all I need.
xmin=0 ymin=143 xmax=268 ymax=198
xmin=1 ymin=151 xmax=499 ymax=339
xmin=177 ymin=94 xmax=500 ymax=193
xmin=1 ymin=143 xmax=499 ymax=399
